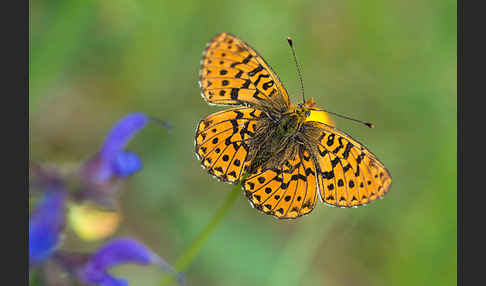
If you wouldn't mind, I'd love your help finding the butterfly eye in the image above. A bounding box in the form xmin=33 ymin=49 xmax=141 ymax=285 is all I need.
xmin=298 ymin=103 xmax=302 ymax=109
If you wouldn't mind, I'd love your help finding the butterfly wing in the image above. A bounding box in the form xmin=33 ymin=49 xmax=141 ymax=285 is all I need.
xmin=303 ymin=121 xmax=392 ymax=207
xmin=242 ymin=145 xmax=319 ymax=219
xmin=195 ymin=107 xmax=264 ymax=183
xmin=199 ymin=32 xmax=290 ymax=112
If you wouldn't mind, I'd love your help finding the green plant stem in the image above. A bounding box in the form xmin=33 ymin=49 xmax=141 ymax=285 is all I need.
xmin=160 ymin=183 xmax=241 ymax=285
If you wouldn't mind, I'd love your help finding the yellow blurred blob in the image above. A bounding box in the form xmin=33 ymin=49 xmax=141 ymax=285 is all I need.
xmin=68 ymin=203 xmax=121 ymax=241
xmin=305 ymin=108 xmax=335 ymax=126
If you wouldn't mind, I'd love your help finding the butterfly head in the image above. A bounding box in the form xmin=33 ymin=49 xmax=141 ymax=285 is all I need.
xmin=298 ymin=98 xmax=316 ymax=110
xmin=293 ymin=97 xmax=317 ymax=120
xmin=294 ymin=98 xmax=335 ymax=126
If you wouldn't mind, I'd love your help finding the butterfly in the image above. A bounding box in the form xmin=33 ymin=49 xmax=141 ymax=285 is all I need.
xmin=195 ymin=32 xmax=392 ymax=219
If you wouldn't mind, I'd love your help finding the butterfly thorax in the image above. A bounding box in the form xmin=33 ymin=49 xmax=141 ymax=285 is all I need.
xmin=276 ymin=97 xmax=317 ymax=140
xmin=246 ymin=98 xmax=316 ymax=175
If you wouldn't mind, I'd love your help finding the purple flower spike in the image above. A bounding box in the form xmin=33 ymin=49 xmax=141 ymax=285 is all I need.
xmin=114 ymin=151 xmax=143 ymax=177
xmin=95 ymin=275 xmax=129 ymax=286
xmin=79 ymin=238 xmax=184 ymax=286
xmin=83 ymin=113 xmax=148 ymax=184
xmin=29 ymin=190 xmax=66 ymax=266
xmin=100 ymin=113 xmax=148 ymax=164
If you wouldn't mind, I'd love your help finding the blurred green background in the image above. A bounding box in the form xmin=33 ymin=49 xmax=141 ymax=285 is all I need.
xmin=29 ymin=0 xmax=456 ymax=285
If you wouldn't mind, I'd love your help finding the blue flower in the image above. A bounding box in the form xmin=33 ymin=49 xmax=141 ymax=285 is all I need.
xmin=77 ymin=238 xmax=185 ymax=286
xmin=29 ymin=113 xmax=178 ymax=285
xmin=81 ymin=113 xmax=149 ymax=184
xmin=29 ymin=189 xmax=66 ymax=266
xmin=74 ymin=113 xmax=172 ymax=207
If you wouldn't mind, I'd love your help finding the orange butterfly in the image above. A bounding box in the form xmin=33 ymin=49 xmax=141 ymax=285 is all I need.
xmin=195 ymin=32 xmax=392 ymax=219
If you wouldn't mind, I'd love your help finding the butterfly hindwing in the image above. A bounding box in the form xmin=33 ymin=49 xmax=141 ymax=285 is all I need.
xmin=243 ymin=145 xmax=319 ymax=219
xmin=199 ymin=32 xmax=290 ymax=112
xmin=303 ymin=121 xmax=392 ymax=207
xmin=195 ymin=107 xmax=263 ymax=183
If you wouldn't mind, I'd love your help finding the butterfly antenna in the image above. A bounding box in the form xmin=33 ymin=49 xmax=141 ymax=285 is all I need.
xmin=317 ymin=109 xmax=375 ymax=128
xmin=287 ymin=37 xmax=306 ymax=103
xmin=287 ymin=37 xmax=373 ymax=128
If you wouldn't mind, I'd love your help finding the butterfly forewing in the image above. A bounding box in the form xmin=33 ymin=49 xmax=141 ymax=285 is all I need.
xmin=195 ymin=107 xmax=263 ymax=183
xmin=303 ymin=121 xmax=392 ymax=207
xmin=199 ymin=32 xmax=290 ymax=112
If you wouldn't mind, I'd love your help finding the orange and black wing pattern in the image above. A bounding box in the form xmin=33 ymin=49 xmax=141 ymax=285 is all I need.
xmin=303 ymin=121 xmax=392 ymax=208
xmin=196 ymin=33 xmax=392 ymax=219
xmin=195 ymin=107 xmax=263 ymax=183
xmin=199 ymin=32 xmax=290 ymax=112
xmin=242 ymin=146 xmax=319 ymax=219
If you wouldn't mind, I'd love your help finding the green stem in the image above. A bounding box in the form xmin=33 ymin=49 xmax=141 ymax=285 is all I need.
xmin=159 ymin=183 xmax=241 ymax=285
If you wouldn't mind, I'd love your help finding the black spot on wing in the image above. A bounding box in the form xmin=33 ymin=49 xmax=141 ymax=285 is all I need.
xmin=327 ymin=134 xmax=335 ymax=146
xmin=248 ymin=65 xmax=264 ymax=76
xmin=342 ymin=142 xmax=354 ymax=159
